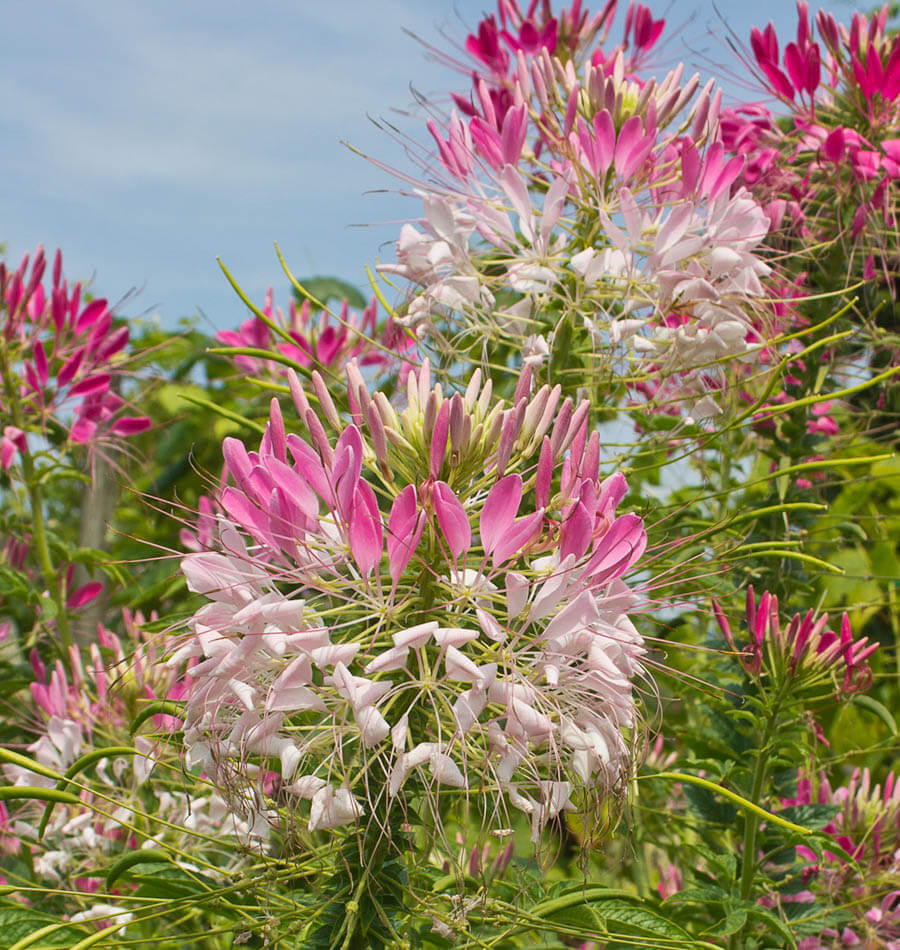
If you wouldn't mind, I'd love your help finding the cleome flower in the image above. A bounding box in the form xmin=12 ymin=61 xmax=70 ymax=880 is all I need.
xmin=1 ymin=611 xmax=263 ymax=919
xmin=783 ymin=768 xmax=900 ymax=948
xmin=713 ymin=586 xmax=876 ymax=696
xmin=215 ymin=286 xmax=413 ymax=380
xmin=0 ymin=245 xmax=150 ymax=461
xmin=376 ymin=0 xmax=779 ymax=422
xmin=175 ymin=359 xmax=649 ymax=844
xmin=723 ymin=2 xmax=900 ymax=292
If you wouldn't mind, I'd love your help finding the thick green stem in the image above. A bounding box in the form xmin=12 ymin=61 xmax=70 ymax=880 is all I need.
xmin=0 ymin=352 xmax=72 ymax=660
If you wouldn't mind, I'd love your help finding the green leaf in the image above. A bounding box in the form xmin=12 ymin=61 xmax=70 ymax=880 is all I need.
xmin=746 ymin=903 xmax=798 ymax=949
xmin=0 ymin=904 xmax=88 ymax=949
xmin=591 ymin=898 xmax=692 ymax=941
xmin=776 ymin=804 xmax=839 ymax=831
xmin=666 ymin=885 xmax=730 ymax=905
xmin=685 ymin=844 xmax=737 ymax=881
xmin=542 ymin=902 xmax=600 ymax=934
xmin=706 ymin=908 xmax=747 ymax=937
xmin=683 ymin=782 xmax=738 ymax=826
xmin=851 ymin=694 xmax=898 ymax=734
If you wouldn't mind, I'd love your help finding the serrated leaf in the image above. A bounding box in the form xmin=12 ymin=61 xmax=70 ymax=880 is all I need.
xmin=666 ymin=885 xmax=730 ymax=905
xmin=686 ymin=844 xmax=737 ymax=881
xmin=706 ymin=908 xmax=747 ymax=936
xmin=683 ymin=782 xmax=738 ymax=826
xmin=746 ymin=903 xmax=798 ymax=948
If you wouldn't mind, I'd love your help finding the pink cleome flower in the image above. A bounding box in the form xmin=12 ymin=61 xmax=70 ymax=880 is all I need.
xmin=176 ymin=360 xmax=650 ymax=841
xmin=0 ymin=245 xmax=150 ymax=464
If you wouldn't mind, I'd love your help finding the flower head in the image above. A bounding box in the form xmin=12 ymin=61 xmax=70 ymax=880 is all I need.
xmin=215 ymin=286 xmax=415 ymax=380
xmin=714 ymin=586 xmax=876 ymax=695
xmin=0 ymin=246 xmax=150 ymax=458
xmin=177 ymin=360 xmax=649 ymax=845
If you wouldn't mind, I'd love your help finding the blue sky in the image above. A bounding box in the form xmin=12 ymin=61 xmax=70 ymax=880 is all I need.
xmin=1 ymin=0 xmax=811 ymax=334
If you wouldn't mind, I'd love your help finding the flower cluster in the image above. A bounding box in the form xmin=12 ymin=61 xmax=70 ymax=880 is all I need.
xmin=175 ymin=359 xmax=648 ymax=842
xmin=1 ymin=611 xmax=262 ymax=920
xmin=714 ymin=586 xmax=876 ymax=695
xmin=0 ymin=245 xmax=150 ymax=464
xmin=784 ymin=769 xmax=900 ymax=948
xmin=724 ymin=2 xmax=900 ymax=288
xmin=215 ymin=286 xmax=415 ymax=380
xmin=376 ymin=0 xmax=779 ymax=420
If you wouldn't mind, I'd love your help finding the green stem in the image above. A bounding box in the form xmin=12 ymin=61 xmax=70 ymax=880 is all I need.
xmin=727 ymin=691 xmax=787 ymax=950
xmin=0 ymin=351 xmax=72 ymax=660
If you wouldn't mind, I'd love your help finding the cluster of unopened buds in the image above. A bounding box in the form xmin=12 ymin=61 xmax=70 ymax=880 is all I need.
xmin=0 ymin=245 xmax=150 ymax=465
xmin=176 ymin=358 xmax=649 ymax=841
xmin=714 ymin=586 xmax=876 ymax=695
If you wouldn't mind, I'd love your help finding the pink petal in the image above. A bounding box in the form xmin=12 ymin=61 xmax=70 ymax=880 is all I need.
xmin=433 ymin=481 xmax=471 ymax=559
xmin=592 ymin=110 xmax=615 ymax=177
xmin=332 ymin=425 xmax=363 ymax=518
xmin=267 ymin=398 xmax=287 ymax=463
xmin=286 ymin=434 xmax=332 ymax=502
xmin=110 ymin=416 xmax=151 ymax=436
xmin=387 ymin=485 xmax=425 ymax=582
xmin=492 ymin=509 xmax=544 ymax=565
xmin=74 ymin=298 xmax=107 ymax=334
xmin=586 ymin=513 xmax=647 ymax=583
xmin=560 ymin=500 xmax=593 ymax=562
xmin=480 ymin=474 xmax=522 ymax=556
xmin=69 ymin=374 xmax=110 ymax=398
xmin=430 ymin=399 xmax=450 ymax=477
xmin=349 ymin=481 xmax=383 ymax=576
xmin=57 ymin=347 xmax=85 ymax=388
xmin=220 ymin=486 xmax=275 ymax=548
xmin=33 ymin=341 xmax=48 ymax=386
xmin=69 ymin=417 xmax=97 ymax=444
xmin=94 ymin=325 xmax=129 ymax=362
xmin=1 ymin=438 xmax=16 ymax=469
xmin=67 ymin=581 xmax=103 ymax=609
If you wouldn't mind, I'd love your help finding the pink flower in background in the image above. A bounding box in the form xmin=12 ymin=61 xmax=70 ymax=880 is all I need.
xmin=723 ymin=2 xmax=900 ymax=296
xmin=0 ymin=246 xmax=150 ymax=460
xmin=784 ymin=768 xmax=900 ymax=947
xmin=215 ymin=286 xmax=415 ymax=379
